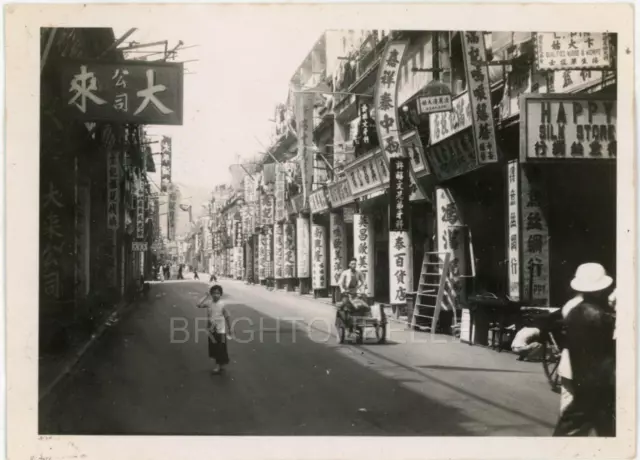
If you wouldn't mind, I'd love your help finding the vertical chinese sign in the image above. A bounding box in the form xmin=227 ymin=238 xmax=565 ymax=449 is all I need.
xmin=436 ymin=187 xmax=466 ymax=309
xmin=283 ymin=222 xmax=296 ymax=279
xmin=295 ymin=89 xmax=316 ymax=205
xmin=296 ymin=216 xmax=310 ymax=278
xmin=507 ymin=161 xmax=521 ymax=300
xmin=258 ymin=231 xmax=265 ymax=281
xmin=354 ymin=102 xmax=378 ymax=157
xmin=353 ymin=214 xmax=374 ymax=297
xmin=274 ymin=223 xmax=284 ymax=279
xmin=106 ymin=148 xmax=120 ymax=289
xmin=167 ymin=187 xmax=176 ymax=241
xmin=275 ymin=164 xmax=286 ymax=223
xmin=389 ymin=157 xmax=412 ymax=304
xmin=160 ymin=136 xmax=172 ymax=192
xmin=461 ymin=31 xmax=498 ymax=164
xmin=312 ymin=225 xmax=327 ymax=290
xmin=264 ymin=225 xmax=274 ymax=279
xmin=330 ymin=212 xmax=347 ymax=287
xmin=520 ymin=167 xmax=550 ymax=305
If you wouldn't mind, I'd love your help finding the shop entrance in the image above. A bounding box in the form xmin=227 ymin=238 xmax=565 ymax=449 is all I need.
xmin=545 ymin=162 xmax=616 ymax=305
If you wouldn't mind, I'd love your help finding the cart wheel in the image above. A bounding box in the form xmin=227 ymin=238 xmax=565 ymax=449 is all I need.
xmin=376 ymin=323 xmax=387 ymax=344
xmin=542 ymin=335 xmax=561 ymax=392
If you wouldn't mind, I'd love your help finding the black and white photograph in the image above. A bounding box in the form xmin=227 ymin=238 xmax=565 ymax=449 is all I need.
xmin=5 ymin=3 xmax=636 ymax=460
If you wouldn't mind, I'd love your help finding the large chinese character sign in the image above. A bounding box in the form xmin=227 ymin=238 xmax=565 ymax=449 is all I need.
xmin=535 ymin=33 xmax=612 ymax=71
xmin=61 ymin=60 xmax=183 ymax=125
xmin=389 ymin=157 xmax=410 ymax=232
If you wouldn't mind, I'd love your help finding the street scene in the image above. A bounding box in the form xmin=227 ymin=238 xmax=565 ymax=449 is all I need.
xmin=38 ymin=26 xmax=618 ymax=438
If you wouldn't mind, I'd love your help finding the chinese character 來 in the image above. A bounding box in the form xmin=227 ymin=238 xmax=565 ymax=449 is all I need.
xmin=69 ymin=65 xmax=107 ymax=113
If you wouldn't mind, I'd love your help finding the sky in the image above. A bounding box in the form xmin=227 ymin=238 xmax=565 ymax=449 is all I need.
xmin=115 ymin=20 xmax=323 ymax=191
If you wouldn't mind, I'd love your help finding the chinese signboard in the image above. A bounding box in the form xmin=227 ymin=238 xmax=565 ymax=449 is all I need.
xmin=402 ymin=131 xmax=430 ymax=176
xmin=522 ymin=95 xmax=616 ymax=160
xmin=132 ymin=242 xmax=148 ymax=251
xmin=61 ymin=60 xmax=183 ymax=125
xmin=327 ymin=179 xmax=353 ymax=208
xmin=235 ymin=246 xmax=244 ymax=280
xmin=353 ymin=214 xmax=374 ymax=296
xmin=461 ymin=31 xmax=498 ymax=164
xmin=535 ymin=33 xmax=612 ymax=71
xmin=283 ymin=222 xmax=296 ymax=278
xmin=374 ymin=41 xmax=409 ymax=162
xmin=274 ymin=223 xmax=284 ymax=279
xmin=354 ymin=102 xmax=378 ymax=157
xmin=507 ymin=161 xmax=521 ymax=300
xmin=136 ymin=196 xmax=145 ymax=240
xmin=427 ymin=129 xmax=480 ymax=181
xmin=107 ymin=149 xmax=120 ymax=229
xmin=429 ymin=92 xmax=472 ymax=144
xmin=389 ymin=231 xmax=411 ymax=305
xmin=160 ymin=136 xmax=172 ymax=192
xmin=275 ymin=164 xmax=286 ymax=222
xmin=520 ymin=167 xmax=550 ymax=305
xmin=312 ymin=225 xmax=327 ymax=289
xmin=309 ymin=187 xmax=330 ymax=214
xmin=344 ymin=151 xmax=386 ymax=198
xmin=296 ymin=216 xmax=310 ymax=278
xmin=261 ymin=194 xmax=275 ymax=226
xmin=296 ymin=91 xmax=315 ymax=204
xmin=234 ymin=219 xmax=243 ymax=247
xmin=418 ymin=94 xmax=453 ymax=115
xmin=330 ymin=212 xmax=347 ymax=287
xmin=436 ymin=187 xmax=466 ymax=308
xmin=264 ymin=225 xmax=273 ymax=278
xmin=389 ymin=158 xmax=410 ymax=232
xmin=245 ymin=239 xmax=254 ymax=282
xmin=258 ymin=232 xmax=266 ymax=280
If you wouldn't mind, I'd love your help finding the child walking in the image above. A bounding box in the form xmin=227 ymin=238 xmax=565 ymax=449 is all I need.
xmin=196 ymin=284 xmax=231 ymax=374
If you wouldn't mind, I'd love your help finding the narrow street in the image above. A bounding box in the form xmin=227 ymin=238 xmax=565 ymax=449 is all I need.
xmin=40 ymin=279 xmax=559 ymax=436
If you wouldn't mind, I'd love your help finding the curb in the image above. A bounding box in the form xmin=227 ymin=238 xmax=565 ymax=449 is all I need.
xmin=39 ymin=299 xmax=135 ymax=403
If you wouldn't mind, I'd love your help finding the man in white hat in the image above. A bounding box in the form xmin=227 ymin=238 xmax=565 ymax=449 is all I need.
xmin=553 ymin=263 xmax=616 ymax=437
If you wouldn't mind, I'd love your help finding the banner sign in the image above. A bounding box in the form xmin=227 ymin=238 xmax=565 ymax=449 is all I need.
xmin=535 ymin=32 xmax=612 ymax=71
xmin=296 ymin=216 xmax=310 ymax=278
xmin=374 ymin=40 xmax=408 ymax=163
xmin=160 ymin=136 xmax=172 ymax=192
xmin=389 ymin=231 xmax=411 ymax=305
xmin=253 ymin=234 xmax=260 ymax=282
xmin=327 ymin=179 xmax=353 ymax=208
xmin=132 ymin=242 xmax=148 ymax=251
xmin=429 ymin=92 xmax=472 ymax=145
xmin=521 ymin=95 xmax=616 ymax=161
xmin=309 ymin=187 xmax=330 ymax=214
xmin=61 ymin=59 xmax=183 ymax=125
xmin=389 ymin=158 xmax=410 ymax=232
xmin=234 ymin=219 xmax=243 ymax=247
xmin=436 ymin=187 xmax=466 ymax=308
xmin=418 ymin=94 xmax=453 ymax=115
xmin=461 ymin=31 xmax=498 ymax=164
xmin=274 ymin=223 xmax=284 ymax=279
xmin=258 ymin=232 xmax=266 ymax=280
xmin=507 ymin=161 xmax=521 ymax=300
xmin=235 ymin=246 xmax=244 ymax=280
xmin=261 ymin=194 xmax=275 ymax=226
xmin=107 ymin=149 xmax=120 ymax=229
xmin=427 ymin=129 xmax=480 ymax=181
xmin=167 ymin=190 xmax=176 ymax=241
xmin=353 ymin=214 xmax=374 ymax=296
xmin=295 ymin=90 xmax=315 ymax=205
xmin=330 ymin=212 xmax=347 ymax=287
xmin=245 ymin=240 xmax=254 ymax=283
xmin=402 ymin=131 xmax=430 ymax=176
xmin=312 ymin=225 xmax=327 ymax=289
xmin=136 ymin=196 xmax=145 ymax=239
xmin=520 ymin=168 xmax=550 ymax=305
xmin=283 ymin=222 xmax=296 ymax=278
xmin=354 ymin=102 xmax=378 ymax=157
xmin=264 ymin=225 xmax=274 ymax=278
xmin=275 ymin=164 xmax=286 ymax=222
xmin=344 ymin=151 xmax=385 ymax=198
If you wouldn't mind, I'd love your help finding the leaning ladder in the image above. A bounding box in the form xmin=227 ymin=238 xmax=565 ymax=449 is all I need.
xmin=411 ymin=252 xmax=452 ymax=333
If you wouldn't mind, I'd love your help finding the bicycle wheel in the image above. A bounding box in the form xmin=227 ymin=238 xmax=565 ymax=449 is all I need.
xmin=542 ymin=334 xmax=561 ymax=392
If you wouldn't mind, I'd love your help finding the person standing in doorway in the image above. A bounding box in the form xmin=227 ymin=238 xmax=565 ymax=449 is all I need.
xmin=553 ymin=263 xmax=616 ymax=437
xmin=196 ymin=284 xmax=231 ymax=374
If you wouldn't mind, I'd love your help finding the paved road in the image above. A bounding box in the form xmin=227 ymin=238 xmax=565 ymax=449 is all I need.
xmin=39 ymin=280 xmax=559 ymax=436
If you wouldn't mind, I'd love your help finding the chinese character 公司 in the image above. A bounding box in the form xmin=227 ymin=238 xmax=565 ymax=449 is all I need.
xmin=68 ymin=65 xmax=107 ymax=113
xmin=134 ymin=69 xmax=174 ymax=116
xmin=112 ymin=69 xmax=130 ymax=88
xmin=114 ymin=93 xmax=128 ymax=112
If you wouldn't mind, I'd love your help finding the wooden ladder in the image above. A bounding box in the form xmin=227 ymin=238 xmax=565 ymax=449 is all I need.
xmin=411 ymin=252 xmax=452 ymax=332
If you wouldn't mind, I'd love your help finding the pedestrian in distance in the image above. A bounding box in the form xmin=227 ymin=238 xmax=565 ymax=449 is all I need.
xmin=196 ymin=284 xmax=231 ymax=374
xmin=177 ymin=264 xmax=184 ymax=280
xmin=553 ymin=263 xmax=616 ymax=437
xmin=193 ymin=270 xmax=200 ymax=280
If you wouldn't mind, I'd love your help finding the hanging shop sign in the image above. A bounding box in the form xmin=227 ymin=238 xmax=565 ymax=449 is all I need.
xmin=283 ymin=222 xmax=296 ymax=278
xmin=521 ymin=95 xmax=616 ymax=161
xmin=296 ymin=216 xmax=310 ymax=278
xmin=461 ymin=31 xmax=498 ymax=164
xmin=436 ymin=187 xmax=466 ymax=307
xmin=389 ymin=158 xmax=410 ymax=232
xmin=253 ymin=234 xmax=260 ymax=282
xmin=261 ymin=194 xmax=275 ymax=226
xmin=327 ymin=179 xmax=353 ymax=209
xmin=401 ymin=131 xmax=430 ymax=176
xmin=550 ymin=69 xmax=605 ymax=94
xmin=312 ymin=225 xmax=327 ymax=289
xmin=520 ymin=167 xmax=550 ymax=305
xmin=136 ymin=196 xmax=145 ymax=239
xmin=167 ymin=190 xmax=176 ymax=241
xmin=535 ymin=33 xmax=612 ymax=71
xmin=374 ymin=40 xmax=409 ymax=162
xmin=295 ymin=90 xmax=315 ymax=205
xmin=132 ymin=242 xmax=148 ymax=251
xmin=234 ymin=219 xmax=243 ymax=247
xmin=274 ymin=223 xmax=284 ymax=279
xmin=427 ymin=129 xmax=479 ymax=181
xmin=309 ymin=187 xmax=330 ymax=214
xmin=506 ymin=160 xmax=521 ymax=301
xmin=354 ymin=102 xmax=378 ymax=157
xmin=245 ymin=240 xmax=254 ymax=282
xmin=264 ymin=225 xmax=274 ymax=279
xmin=258 ymin=232 xmax=266 ymax=280
xmin=344 ymin=151 xmax=385 ymax=198
xmin=329 ymin=213 xmax=347 ymax=287
xmin=275 ymin=164 xmax=286 ymax=222
xmin=429 ymin=92 xmax=472 ymax=144
xmin=160 ymin=136 xmax=172 ymax=192
xmin=418 ymin=94 xmax=453 ymax=115
xmin=353 ymin=214 xmax=374 ymax=296
xmin=389 ymin=231 xmax=411 ymax=305
xmin=61 ymin=59 xmax=183 ymax=125
xmin=107 ymin=149 xmax=120 ymax=229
